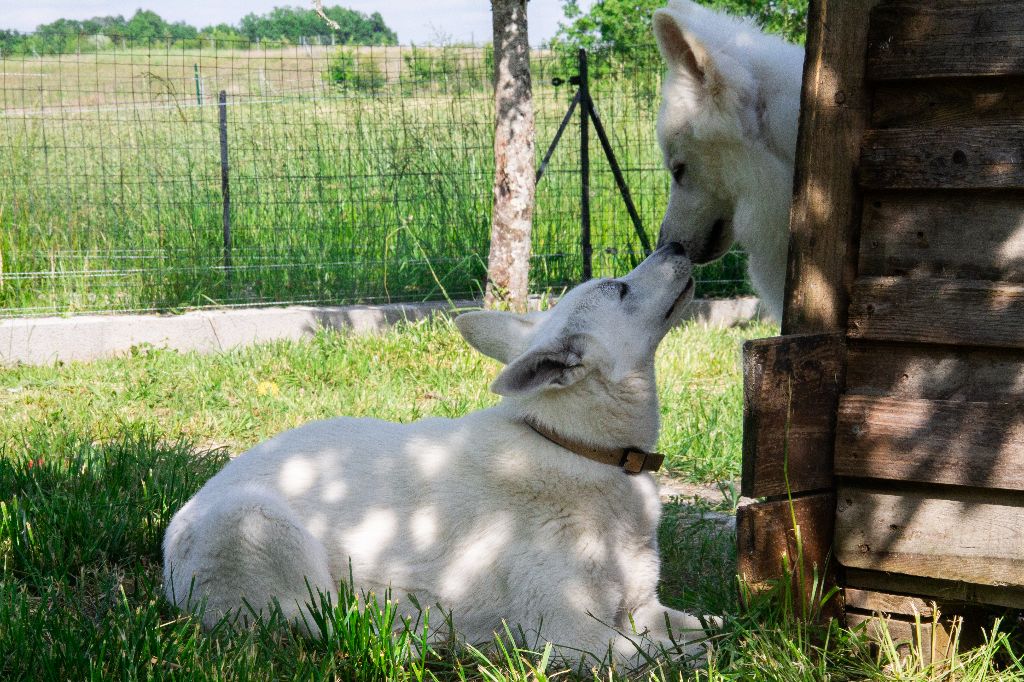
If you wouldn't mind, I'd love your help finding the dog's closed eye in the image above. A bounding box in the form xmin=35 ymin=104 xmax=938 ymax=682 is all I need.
xmin=671 ymin=163 xmax=686 ymax=184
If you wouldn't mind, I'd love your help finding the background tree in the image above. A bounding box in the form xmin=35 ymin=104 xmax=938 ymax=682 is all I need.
xmin=0 ymin=4 xmax=397 ymax=55
xmin=485 ymin=0 xmax=535 ymax=311
xmin=551 ymin=0 xmax=808 ymax=73
xmin=239 ymin=6 xmax=397 ymax=44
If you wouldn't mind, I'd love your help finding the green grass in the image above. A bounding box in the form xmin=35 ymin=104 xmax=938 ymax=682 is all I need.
xmin=0 ymin=316 xmax=771 ymax=482
xmin=0 ymin=44 xmax=750 ymax=316
xmin=3 ymin=318 xmax=1022 ymax=680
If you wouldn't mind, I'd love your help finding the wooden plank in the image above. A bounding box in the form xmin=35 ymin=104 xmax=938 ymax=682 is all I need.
xmin=871 ymin=78 xmax=1024 ymax=128
xmin=846 ymin=612 xmax=955 ymax=661
xmin=845 ymin=342 xmax=1024 ymax=401
xmin=845 ymin=587 xmax=936 ymax=617
xmin=846 ymin=567 xmax=1024 ymax=609
xmin=859 ymin=192 xmax=1024 ymax=282
xmin=783 ymin=0 xmax=879 ymax=334
xmin=835 ymin=485 xmax=1024 ymax=587
xmin=848 ymin=276 xmax=1024 ymax=348
xmin=835 ymin=395 xmax=1024 ymax=490
xmin=741 ymin=334 xmax=843 ymax=498
xmin=848 ymin=601 xmax=990 ymax=657
xmin=867 ymin=0 xmax=1024 ymax=81
xmin=737 ymin=493 xmax=837 ymax=616
xmin=861 ymin=126 xmax=1024 ymax=190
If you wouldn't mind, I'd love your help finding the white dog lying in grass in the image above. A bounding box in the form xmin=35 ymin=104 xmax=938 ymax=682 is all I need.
xmin=163 ymin=242 xmax=714 ymax=667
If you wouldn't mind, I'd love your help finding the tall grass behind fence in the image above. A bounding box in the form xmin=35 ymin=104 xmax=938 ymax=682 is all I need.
xmin=0 ymin=36 xmax=749 ymax=316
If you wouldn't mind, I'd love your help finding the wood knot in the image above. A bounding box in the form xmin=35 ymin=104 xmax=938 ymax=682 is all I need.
xmin=952 ymin=149 xmax=967 ymax=164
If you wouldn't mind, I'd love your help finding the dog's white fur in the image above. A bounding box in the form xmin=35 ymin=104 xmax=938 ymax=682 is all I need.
xmin=653 ymin=0 xmax=804 ymax=321
xmin=163 ymin=244 xmax=711 ymax=667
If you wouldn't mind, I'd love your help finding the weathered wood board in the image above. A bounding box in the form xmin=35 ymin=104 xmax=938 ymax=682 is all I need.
xmin=846 ymin=612 xmax=956 ymax=661
xmin=771 ymin=0 xmax=1024 ymax=635
xmin=737 ymin=493 xmax=837 ymax=613
xmin=867 ymin=0 xmax=1024 ymax=81
xmin=737 ymin=491 xmax=839 ymax=614
xmin=858 ymin=192 xmax=1024 ymax=283
xmin=835 ymin=485 xmax=1024 ymax=587
xmin=861 ymin=126 xmax=1024 ymax=190
xmin=871 ymin=79 xmax=1024 ymax=128
xmin=845 ymin=342 xmax=1024 ymax=401
xmin=783 ymin=0 xmax=879 ymax=335
xmin=835 ymin=395 xmax=1024 ymax=490
xmin=848 ymin=277 xmax=1024 ymax=348
xmin=846 ymin=587 xmax=938 ymax=617
xmin=742 ymin=334 xmax=843 ymax=498
xmin=846 ymin=567 xmax=1024 ymax=609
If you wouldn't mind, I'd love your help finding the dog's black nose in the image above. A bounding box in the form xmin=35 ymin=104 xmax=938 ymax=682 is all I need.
xmin=663 ymin=241 xmax=686 ymax=256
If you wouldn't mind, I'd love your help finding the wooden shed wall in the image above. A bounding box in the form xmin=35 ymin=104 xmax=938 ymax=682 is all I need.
xmin=837 ymin=0 xmax=1024 ymax=608
xmin=739 ymin=0 xmax=1024 ymax=642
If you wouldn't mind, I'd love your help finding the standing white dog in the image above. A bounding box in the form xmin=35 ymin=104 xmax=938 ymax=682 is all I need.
xmin=163 ymin=243 xmax=712 ymax=667
xmin=653 ymin=0 xmax=804 ymax=321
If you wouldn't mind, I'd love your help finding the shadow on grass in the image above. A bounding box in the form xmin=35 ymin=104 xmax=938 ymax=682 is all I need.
xmin=6 ymin=428 xmax=1018 ymax=680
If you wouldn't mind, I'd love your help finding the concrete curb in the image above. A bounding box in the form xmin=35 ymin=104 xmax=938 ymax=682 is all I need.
xmin=0 ymin=296 xmax=769 ymax=366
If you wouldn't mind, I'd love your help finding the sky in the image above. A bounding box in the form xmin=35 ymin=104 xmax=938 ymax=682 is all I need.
xmin=0 ymin=0 xmax=588 ymax=46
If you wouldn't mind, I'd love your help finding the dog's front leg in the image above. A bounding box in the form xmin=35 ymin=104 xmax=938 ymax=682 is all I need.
xmin=625 ymin=601 xmax=716 ymax=661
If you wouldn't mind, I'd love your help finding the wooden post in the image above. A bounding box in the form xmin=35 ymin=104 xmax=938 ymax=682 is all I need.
xmin=578 ymin=48 xmax=592 ymax=281
xmin=485 ymin=0 xmax=535 ymax=311
xmin=218 ymin=91 xmax=232 ymax=280
xmin=738 ymin=0 xmax=881 ymax=619
xmin=783 ymin=0 xmax=879 ymax=335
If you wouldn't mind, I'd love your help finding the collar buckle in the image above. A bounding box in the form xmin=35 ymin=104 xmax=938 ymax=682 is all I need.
xmin=620 ymin=448 xmax=664 ymax=474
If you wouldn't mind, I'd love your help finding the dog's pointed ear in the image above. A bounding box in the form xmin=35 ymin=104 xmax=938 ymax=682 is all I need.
xmin=491 ymin=337 xmax=587 ymax=397
xmin=455 ymin=310 xmax=542 ymax=365
xmin=653 ymin=9 xmax=715 ymax=87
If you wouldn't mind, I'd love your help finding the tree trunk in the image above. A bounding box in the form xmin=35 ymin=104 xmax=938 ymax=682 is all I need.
xmin=486 ymin=0 xmax=535 ymax=312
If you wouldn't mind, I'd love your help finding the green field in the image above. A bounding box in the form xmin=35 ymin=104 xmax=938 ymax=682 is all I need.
xmin=0 ymin=43 xmax=749 ymax=316
xmin=3 ymin=318 xmax=1022 ymax=679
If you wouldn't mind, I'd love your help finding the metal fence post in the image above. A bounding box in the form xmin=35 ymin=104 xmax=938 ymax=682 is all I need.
xmin=218 ymin=91 xmax=232 ymax=282
xmin=578 ymin=48 xmax=592 ymax=281
xmin=194 ymin=64 xmax=203 ymax=105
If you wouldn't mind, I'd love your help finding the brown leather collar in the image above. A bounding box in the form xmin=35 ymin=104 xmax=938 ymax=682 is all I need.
xmin=524 ymin=416 xmax=665 ymax=475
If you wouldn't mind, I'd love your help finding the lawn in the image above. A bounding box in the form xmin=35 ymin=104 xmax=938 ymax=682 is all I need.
xmin=1 ymin=317 xmax=1021 ymax=680
xmin=0 ymin=43 xmax=750 ymax=316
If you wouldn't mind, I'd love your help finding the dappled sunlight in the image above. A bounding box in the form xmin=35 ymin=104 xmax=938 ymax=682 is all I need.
xmin=409 ymin=506 xmax=439 ymax=552
xmin=321 ymin=479 xmax=347 ymax=504
xmin=280 ymin=456 xmax=316 ymax=496
xmin=407 ymin=436 xmax=456 ymax=479
xmin=439 ymin=513 xmax=514 ymax=600
xmin=305 ymin=513 xmax=328 ymax=540
xmin=798 ymin=264 xmax=839 ymax=325
xmin=341 ymin=508 xmax=399 ymax=572
xmin=998 ymin=220 xmax=1024 ymax=265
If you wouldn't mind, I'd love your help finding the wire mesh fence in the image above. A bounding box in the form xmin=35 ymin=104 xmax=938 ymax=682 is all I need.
xmin=0 ymin=35 xmax=750 ymax=317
